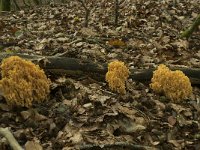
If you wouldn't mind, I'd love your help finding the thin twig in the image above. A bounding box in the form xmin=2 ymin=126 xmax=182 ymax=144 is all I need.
xmin=0 ymin=127 xmax=23 ymax=150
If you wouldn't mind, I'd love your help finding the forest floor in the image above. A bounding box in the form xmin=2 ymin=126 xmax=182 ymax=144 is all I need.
xmin=0 ymin=0 xmax=200 ymax=149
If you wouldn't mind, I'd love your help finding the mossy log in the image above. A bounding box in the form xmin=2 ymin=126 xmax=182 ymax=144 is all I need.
xmin=0 ymin=53 xmax=200 ymax=84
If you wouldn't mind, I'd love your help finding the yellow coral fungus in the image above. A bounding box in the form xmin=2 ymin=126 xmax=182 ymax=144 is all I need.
xmin=150 ymin=64 xmax=192 ymax=101
xmin=0 ymin=56 xmax=51 ymax=107
xmin=106 ymin=61 xmax=130 ymax=94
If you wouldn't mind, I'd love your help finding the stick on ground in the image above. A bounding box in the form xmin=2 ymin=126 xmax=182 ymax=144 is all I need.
xmin=0 ymin=127 xmax=23 ymax=150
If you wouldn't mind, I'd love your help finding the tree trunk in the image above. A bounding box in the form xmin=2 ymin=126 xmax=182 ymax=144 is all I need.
xmin=181 ymin=14 xmax=200 ymax=39
xmin=13 ymin=0 xmax=20 ymax=10
xmin=114 ymin=0 xmax=119 ymax=26
xmin=0 ymin=0 xmax=11 ymax=11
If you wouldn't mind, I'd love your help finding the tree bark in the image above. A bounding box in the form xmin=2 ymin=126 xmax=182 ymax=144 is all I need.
xmin=13 ymin=0 xmax=20 ymax=10
xmin=0 ymin=0 xmax=11 ymax=11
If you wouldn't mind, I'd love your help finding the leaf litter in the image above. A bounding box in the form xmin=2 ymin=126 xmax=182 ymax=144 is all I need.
xmin=0 ymin=0 xmax=200 ymax=149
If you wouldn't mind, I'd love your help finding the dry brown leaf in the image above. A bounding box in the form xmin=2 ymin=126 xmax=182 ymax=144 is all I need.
xmin=167 ymin=116 xmax=177 ymax=126
xmin=80 ymin=27 xmax=97 ymax=37
xmin=25 ymin=141 xmax=43 ymax=150
xmin=108 ymin=39 xmax=126 ymax=47
xmin=0 ymin=103 xmax=11 ymax=111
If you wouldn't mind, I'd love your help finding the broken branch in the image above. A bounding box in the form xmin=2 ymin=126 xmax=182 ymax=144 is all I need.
xmin=0 ymin=127 xmax=23 ymax=150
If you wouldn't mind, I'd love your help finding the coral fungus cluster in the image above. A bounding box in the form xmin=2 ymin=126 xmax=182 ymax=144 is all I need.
xmin=106 ymin=61 xmax=130 ymax=94
xmin=150 ymin=64 xmax=192 ymax=101
xmin=0 ymin=56 xmax=51 ymax=107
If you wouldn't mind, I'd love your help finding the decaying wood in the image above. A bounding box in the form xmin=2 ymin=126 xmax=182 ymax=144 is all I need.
xmin=0 ymin=53 xmax=200 ymax=84
xmin=0 ymin=127 xmax=23 ymax=150
xmin=130 ymin=68 xmax=200 ymax=84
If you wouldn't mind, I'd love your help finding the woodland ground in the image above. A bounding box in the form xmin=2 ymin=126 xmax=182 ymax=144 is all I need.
xmin=0 ymin=0 xmax=200 ymax=149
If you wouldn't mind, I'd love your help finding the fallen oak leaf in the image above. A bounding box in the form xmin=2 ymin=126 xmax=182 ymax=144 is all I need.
xmin=108 ymin=39 xmax=126 ymax=48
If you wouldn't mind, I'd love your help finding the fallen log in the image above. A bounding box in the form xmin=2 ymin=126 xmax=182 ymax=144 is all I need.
xmin=130 ymin=68 xmax=200 ymax=84
xmin=0 ymin=53 xmax=200 ymax=84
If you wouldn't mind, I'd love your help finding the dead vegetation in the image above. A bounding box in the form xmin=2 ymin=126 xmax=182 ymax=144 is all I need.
xmin=0 ymin=0 xmax=200 ymax=149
